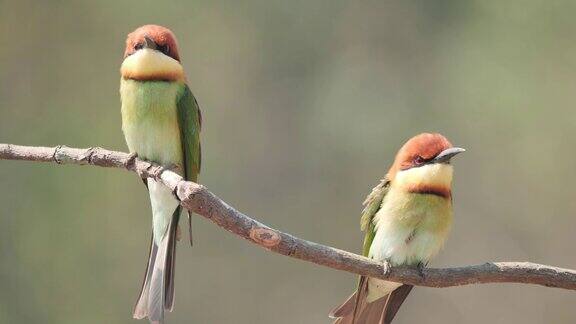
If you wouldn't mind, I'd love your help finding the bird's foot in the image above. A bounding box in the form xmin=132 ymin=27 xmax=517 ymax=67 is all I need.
xmin=126 ymin=152 xmax=139 ymax=168
xmin=382 ymin=259 xmax=392 ymax=277
xmin=127 ymin=152 xmax=148 ymax=181
xmin=154 ymin=163 xmax=180 ymax=181
xmin=160 ymin=163 xmax=181 ymax=174
xmin=416 ymin=262 xmax=426 ymax=279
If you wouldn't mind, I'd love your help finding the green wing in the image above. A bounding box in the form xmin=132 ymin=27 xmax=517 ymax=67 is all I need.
xmin=360 ymin=178 xmax=389 ymax=257
xmin=177 ymin=84 xmax=201 ymax=246
xmin=177 ymin=84 xmax=201 ymax=182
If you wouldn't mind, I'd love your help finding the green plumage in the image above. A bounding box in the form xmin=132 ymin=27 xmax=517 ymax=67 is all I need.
xmin=121 ymin=79 xmax=201 ymax=178
xmin=121 ymin=78 xmax=202 ymax=322
xmin=176 ymin=85 xmax=201 ymax=183
xmin=121 ymin=79 xmax=201 ymax=243
xmin=360 ymin=179 xmax=389 ymax=257
xmin=176 ymin=84 xmax=201 ymax=245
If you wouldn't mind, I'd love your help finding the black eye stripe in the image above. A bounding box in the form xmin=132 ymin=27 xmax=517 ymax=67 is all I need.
xmin=158 ymin=44 xmax=170 ymax=54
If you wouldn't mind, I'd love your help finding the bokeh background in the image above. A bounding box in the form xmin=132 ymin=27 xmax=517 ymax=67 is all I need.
xmin=2 ymin=0 xmax=576 ymax=323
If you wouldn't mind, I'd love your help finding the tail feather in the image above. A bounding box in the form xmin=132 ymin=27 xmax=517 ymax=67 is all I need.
xmin=330 ymin=279 xmax=413 ymax=324
xmin=147 ymin=241 xmax=167 ymax=323
xmin=329 ymin=292 xmax=357 ymax=319
xmin=133 ymin=207 xmax=181 ymax=323
xmin=164 ymin=207 xmax=181 ymax=311
xmin=133 ymin=237 xmax=158 ymax=320
xmin=382 ymin=285 xmax=413 ymax=324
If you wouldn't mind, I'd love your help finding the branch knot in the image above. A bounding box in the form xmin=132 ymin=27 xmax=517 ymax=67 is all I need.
xmin=249 ymin=227 xmax=281 ymax=248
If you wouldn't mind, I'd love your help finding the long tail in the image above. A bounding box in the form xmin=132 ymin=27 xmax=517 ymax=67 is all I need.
xmin=330 ymin=277 xmax=413 ymax=324
xmin=133 ymin=207 xmax=180 ymax=324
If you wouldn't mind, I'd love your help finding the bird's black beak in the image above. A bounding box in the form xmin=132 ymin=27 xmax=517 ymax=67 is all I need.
xmin=432 ymin=147 xmax=465 ymax=164
xmin=143 ymin=35 xmax=158 ymax=50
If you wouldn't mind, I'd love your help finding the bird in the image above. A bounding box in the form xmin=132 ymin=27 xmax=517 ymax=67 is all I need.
xmin=120 ymin=24 xmax=201 ymax=323
xmin=329 ymin=133 xmax=464 ymax=324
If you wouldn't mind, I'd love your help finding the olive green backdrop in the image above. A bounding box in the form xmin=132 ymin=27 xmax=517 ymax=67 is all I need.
xmin=1 ymin=0 xmax=576 ymax=323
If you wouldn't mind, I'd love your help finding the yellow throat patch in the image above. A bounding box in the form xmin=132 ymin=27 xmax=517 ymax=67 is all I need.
xmin=394 ymin=163 xmax=453 ymax=193
xmin=121 ymin=49 xmax=185 ymax=82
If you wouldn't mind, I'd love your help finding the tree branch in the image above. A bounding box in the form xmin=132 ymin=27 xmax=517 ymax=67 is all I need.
xmin=1 ymin=143 xmax=575 ymax=291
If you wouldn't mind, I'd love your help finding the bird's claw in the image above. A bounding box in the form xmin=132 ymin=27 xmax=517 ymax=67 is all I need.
xmin=160 ymin=163 xmax=181 ymax=174
xmin=382 ymin=259 xmax=391 ymax=277
xmin=127 ymin=152 xmax=147 ymax=180
xmin=416 ymin=262 xmax=426 ymax=279
xmin=154 ymin=163 xmax=180 ymax=181
xmin=127 ymin=152 xmax=139 ymax=167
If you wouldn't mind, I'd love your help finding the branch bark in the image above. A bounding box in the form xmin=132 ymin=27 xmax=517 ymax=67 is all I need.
xmin=1 ymin=143 xmax=576 ymax=291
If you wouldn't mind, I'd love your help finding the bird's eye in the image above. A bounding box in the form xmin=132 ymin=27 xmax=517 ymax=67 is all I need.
xmin=134 ymin=43 xmax=143 ymax=50
xmin=158 ymin=44 xmax=170 ymax=55
xmin=414 ymin=156 xmax=425 ymax=165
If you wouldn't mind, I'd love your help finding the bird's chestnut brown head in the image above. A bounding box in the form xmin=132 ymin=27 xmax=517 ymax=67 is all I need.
xmin=388 ymin=133 xmax=465 ymax=196
xmin=121 ymin=25 xmax=185 ymax=81
xmin=124 ymin=25 xmax=180 ymax=61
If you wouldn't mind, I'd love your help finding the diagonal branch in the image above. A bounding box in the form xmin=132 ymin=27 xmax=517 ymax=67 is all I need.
xmin=1 ymin=143 xmax=576 ymax=291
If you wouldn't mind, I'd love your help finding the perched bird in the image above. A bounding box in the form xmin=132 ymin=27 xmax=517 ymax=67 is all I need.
xmin=120 ymin=25 xmax=201 ymax=323
xmin=329 ymin=133 xmax=464 ymax=324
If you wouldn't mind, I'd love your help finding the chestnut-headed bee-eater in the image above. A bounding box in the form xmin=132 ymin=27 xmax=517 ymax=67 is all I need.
xmin=330 ymin=133 xmax=464 ymax=324
xmin=120 ymin=25 xmax=201 ymax=323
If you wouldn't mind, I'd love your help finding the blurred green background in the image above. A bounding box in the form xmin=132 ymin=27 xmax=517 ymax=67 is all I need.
xmin=2 ymin=0 xmax=576 ymax=323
